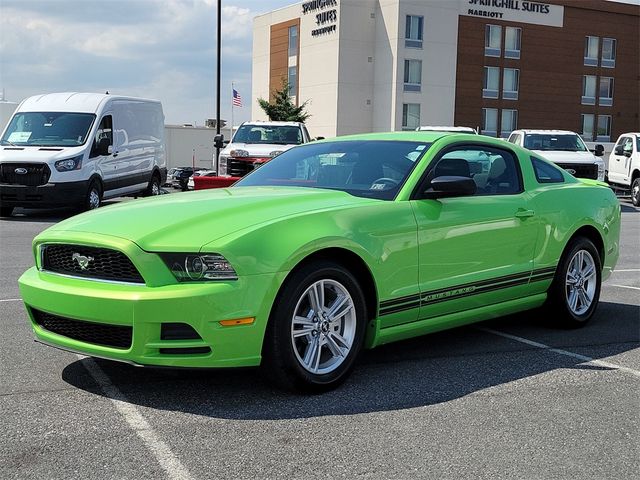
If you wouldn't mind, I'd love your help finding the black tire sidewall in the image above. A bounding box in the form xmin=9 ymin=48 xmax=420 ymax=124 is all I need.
xmin=145 ymin=173 xmax=161 ymax=196
xmin=549 ymin=237 xmax=602 ymax=327
xmin=265 ymin=260 xmax=368 ymax=392
xmin=84 ymin=180 xmax=102 ymax=211
xmin=632 ymin=178 xmax=640 ymax=207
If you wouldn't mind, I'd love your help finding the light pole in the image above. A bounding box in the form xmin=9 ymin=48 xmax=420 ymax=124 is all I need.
xmin=215 ymin=0 xmax=222 ymax=171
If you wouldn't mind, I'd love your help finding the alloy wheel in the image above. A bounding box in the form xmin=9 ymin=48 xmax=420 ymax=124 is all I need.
xmin=565 ymin=249 xmax=597 ymax=315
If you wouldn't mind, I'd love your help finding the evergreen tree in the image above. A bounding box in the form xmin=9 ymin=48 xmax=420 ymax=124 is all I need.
xmin=258 ymin=80 xmax=311 ymax=122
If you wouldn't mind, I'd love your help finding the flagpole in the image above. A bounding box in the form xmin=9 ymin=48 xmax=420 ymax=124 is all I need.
xmin=231 ymin=82 xmax=234 ymax=142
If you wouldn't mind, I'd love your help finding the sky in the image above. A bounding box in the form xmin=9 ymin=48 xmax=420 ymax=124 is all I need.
xmin=0 ymin=0 xmax=294 ymax=125
xmin=1 ymin=0 xmax=638 ymax=126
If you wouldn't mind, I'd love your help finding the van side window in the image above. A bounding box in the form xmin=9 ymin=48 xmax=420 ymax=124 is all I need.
xmin=531 ymin=156 xmax=565 ymax=183
xmin=90 ymin=115 xmax=113 ymax=157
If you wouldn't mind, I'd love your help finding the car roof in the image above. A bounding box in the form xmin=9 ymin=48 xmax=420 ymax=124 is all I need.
xmin=317 ymin=131 xmax=480 ymax=143
xmin=242 ymin=121 xmax=303 ymax=127
xmin=416 ymin=126 xmax=477 ymax=133
xmin=515 ymin=130 xmax=579 ymax=135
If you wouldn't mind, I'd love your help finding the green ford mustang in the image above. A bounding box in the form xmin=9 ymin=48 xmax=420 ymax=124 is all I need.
xmin=19 ymin=132 xmax=620 ymax=391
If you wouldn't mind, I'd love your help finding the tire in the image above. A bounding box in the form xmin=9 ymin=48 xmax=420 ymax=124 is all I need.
xmin=545 ymin=237 xmax=601 ymax=328
xmin=0 ymin=206 xmax=13 ymax=217
xmin=632 ymin=177 xmax=640 ymax=207
xmin=262 ymin=260 xmax=368 ymax=393
xmin=82 ymin=180 xmax=102 ymax=212
xmin=144 ymin=173 xmax=161 ymax=197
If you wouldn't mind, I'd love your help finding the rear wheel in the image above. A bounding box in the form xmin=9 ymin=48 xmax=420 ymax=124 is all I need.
xmin=83 ymin=180 xmax=102 ymax=212
xmin=262 ymin=260 xmax=367 ymax=392
xmin=144 ymin=173 xmax=161 ymax=197
xmin=632 ymin=177 xmax=640 ymax=207
xmin=545 ymin=237 xmax=601 ymax=328
xmin=0 ymin=206 xmax=14 ymax=217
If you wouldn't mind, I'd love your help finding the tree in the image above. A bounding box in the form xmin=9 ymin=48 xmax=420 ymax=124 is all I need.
xmin=258 ymin=79 xmax=311 ymax=122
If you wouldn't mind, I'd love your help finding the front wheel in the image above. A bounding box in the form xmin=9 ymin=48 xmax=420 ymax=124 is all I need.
xmin=82 ymin=180 xmax=102 ymax=212
xmin=632 ymin=177 xmax=640 ymax=207
xmin=262 ymin=260 xmax=367 ymax=392
xmin=545 ymin=237 xmax=601 ymax=328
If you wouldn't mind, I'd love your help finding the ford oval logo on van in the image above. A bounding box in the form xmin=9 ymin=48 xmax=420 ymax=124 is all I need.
xmin=14 ymin=168 xmax=28 ymax=175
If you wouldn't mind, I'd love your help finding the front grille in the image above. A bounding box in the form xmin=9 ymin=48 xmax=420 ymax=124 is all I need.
xmin=42 ymin=244 xmax=144 ymax=284
xmin=227 ymin=158 xmax=255 ymax=177
xmin=0 ymin=163 xmax=51 ymax=186
xmin=32 ymin=309 xmax=132 ymax=349
xmin=556 ymin=163 xmax=599 ymax=180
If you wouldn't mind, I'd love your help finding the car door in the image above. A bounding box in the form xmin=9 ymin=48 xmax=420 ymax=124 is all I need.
xmin=410 ymin=144 xmax=538 ymax=324
xmin=608 ymin=136 xmax=632 ymax=184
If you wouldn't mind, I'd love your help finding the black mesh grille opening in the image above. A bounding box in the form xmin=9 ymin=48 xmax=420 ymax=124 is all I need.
xmin=556 ymin=163 xmax=599 ymax=180
xmin=159 ymin=347 xmax=211 ymax=355
xmin=161 ymin=323 xmax=202 ymax=340
xmin=32 ymin=309 xmax=132 ymax=349
xmin=227 ymin=159 xmax=254 ymax=177
xmin=0 ymin=163 xmax=51 ymax=186
xmin=42 ymin=244 xmax=144 ymax=284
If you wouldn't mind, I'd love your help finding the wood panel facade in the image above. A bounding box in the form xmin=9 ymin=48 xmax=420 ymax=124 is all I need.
xmin=269 ymin=18 xmax=300 ymax=104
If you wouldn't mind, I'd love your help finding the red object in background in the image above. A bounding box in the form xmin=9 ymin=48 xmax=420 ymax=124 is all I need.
xmin=193 ymin=175 xmax=240 ymax=190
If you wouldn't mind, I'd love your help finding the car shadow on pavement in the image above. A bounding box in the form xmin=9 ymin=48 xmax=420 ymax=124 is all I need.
xmin=61 ymin=301 xmax=639 ymax=420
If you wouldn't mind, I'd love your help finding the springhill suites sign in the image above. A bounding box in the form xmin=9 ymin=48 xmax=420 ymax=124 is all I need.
xmin=302 ymin=0 xmax=338 ymax=37
xmin=461 ymin=0 xmax=564 ymax=27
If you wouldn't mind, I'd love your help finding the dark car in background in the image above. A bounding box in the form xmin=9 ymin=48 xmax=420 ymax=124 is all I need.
xmin=166 ymin=167 xmax=204 ymax=191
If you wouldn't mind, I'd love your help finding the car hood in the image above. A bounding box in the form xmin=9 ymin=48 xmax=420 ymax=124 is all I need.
xmin=45 ymin=187 xmax=372 ymax=251
xmin=221 ymin=142 xmax=298 ymax=157
xmin=0 ymin=145 xmax=85 ymax=163
xmin=532 ymin=150 xmax=600 ymax=164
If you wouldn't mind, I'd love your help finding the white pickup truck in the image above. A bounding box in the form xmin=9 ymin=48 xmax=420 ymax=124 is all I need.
xmin=507 ymin=130 xmax=605 ymax=182
xmin=607 ymin=133 xmax=640 ymax=206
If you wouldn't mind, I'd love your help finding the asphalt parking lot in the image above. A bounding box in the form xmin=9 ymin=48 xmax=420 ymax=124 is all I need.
xmin=1 ymin=196 xmax=638 ymax=480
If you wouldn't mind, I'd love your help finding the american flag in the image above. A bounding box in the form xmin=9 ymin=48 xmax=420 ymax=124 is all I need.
xmin=232 ymin=88 xmax=243 ymax=107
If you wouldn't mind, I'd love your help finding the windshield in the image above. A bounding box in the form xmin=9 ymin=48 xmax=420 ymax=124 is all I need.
xmin=524 ymin=134 xmax=587 ymax=152
xmin=232 ymin=125 xmax=303 ymax=145
xmin=235 ymin=140 xmax=431 ymax=200
xmin=1 ymin=112 xmax=96 ymax=147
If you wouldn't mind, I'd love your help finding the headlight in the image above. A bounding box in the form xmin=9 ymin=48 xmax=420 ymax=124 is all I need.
xmin=218 ymin=155 xmax=228 ymax=175
xmin=160 ymin=253 xmax=237 ymax=281
xmin=230 ymin=149 xmax=249 ymax=157
xmin=270 ymin=150 xmax=283 ymax=158
xmin=54 ymin=155 xmax=83 ymax=172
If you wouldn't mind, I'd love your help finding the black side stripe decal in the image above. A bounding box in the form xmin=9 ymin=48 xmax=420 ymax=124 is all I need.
xmin=379 ymin=266 xmax=556 ymax=316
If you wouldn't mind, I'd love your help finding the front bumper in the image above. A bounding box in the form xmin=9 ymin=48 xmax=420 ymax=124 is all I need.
xmin=18 ymin=263 xmax=284 ymax=369
xmin=0 ymin=180 xmax=89 ymax=208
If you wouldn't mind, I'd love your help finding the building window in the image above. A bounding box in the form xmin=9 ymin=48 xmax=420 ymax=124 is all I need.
xmin=482 ymin=108 xmax=498 ymax=137
xmin=596 ymin=115 xmax=611 ymax=141
xmin=288 ymin=66 xmax=297 ymax=97
xmin=483 ymin=66 xmax=500 ymax=99
xmin=288 ymin=25 xmax=298 ymax=57
xmin=602 ymin=38 xmax=616 ymax=68
xmin=404 ymin=59 xmax=422 ymax=92
xmin=582 ymin=75 xmax=596 ymax=105
xmin=405 ymin=15 xmax=423 ymax=48
xmin=505 ymin=27 xmax=522 ymax=59
xmin=485 ymin=25 xmax=502 ymax=57
xmin=402 ymin=103 xmax=420 ymax=130
xmin=599 ymin=77 xmax=614 ymax=106
xmin=501 ymin=109 xmax=518 ymax=138
xmin=584 ymin=36 xmax=599 ymax=66
xmin=503 ymin=68 xmax=519 ymax=100
xmin=581 ymin=114 xmax=595 ymax=141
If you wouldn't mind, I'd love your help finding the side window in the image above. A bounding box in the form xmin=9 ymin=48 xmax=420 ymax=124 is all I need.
xmin=90 ymin=115 xmax=112 ymax=158
xmin=531 ymin=156 xmax=565 ymax=183
xmin=429 ymin=146 xmax=522 ymax=195
xmin=622 ymin=137 xmax=633 ymax=154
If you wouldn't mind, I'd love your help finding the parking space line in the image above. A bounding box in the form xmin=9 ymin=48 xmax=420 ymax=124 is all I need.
xmin=608 ymin=284 xmax=640 ymax=291
xmin=78 ymin=355 xmax=193 ymax=480
xmin=612 ymin=269 xmax=640 ymax=272
xmin=0 ymin=298 xmax=21 ymax=302
xmin=479 ymin=327 xmax=640 ymax=379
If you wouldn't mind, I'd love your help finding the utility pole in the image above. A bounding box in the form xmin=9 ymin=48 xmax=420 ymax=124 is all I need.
xmin=215 ymin=0 xmax=222 ymax=171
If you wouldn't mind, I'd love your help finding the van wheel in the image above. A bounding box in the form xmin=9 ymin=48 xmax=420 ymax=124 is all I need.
xmin=83 ymin=180 xmax=102 ymax=211
xmin=632 ymin=178 xmax=640 ymax=207
xmin=262 ymin=260 xmax=367 ymax=393
xmin=144 ymin=173 xmax=161 ymax=197
xmin=0 ymin=206 xmax=14 ymax=217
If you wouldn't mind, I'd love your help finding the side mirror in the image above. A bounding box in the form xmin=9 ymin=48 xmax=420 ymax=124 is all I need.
xmin=614 ymin=145 xmax=624 ymax=156
xmin=314 ymin=136 xmax=325 ymax=141
xmin=214 ymin=134 xmax=224 ymax=149
xmin=594 ymin=144 xmax=605 ymax=157
xmin=422 ymin=176 xmax=477 ymax=199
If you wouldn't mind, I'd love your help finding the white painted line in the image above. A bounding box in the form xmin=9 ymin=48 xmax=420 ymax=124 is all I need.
xmin=479 ymin=327 xmax=640 ymax=379
xmin=612 ymin=269 xmax=640 ymax=272
xmin=608 ymin=284 xmax=640 ymax=291
xmin=0 ymin=298 xmax=21 ymax=303
xmin=78 ymin=355 xmax=192 ymax=480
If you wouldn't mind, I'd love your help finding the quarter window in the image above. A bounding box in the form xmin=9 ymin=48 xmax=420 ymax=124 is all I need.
xmin=404 ymin=59 xmax=422 ymax=92
xmin=584 ymin=36 xmax=599 ymax=66
xmin=482 ymin=108 xmax=498 ymax=137
xmin=503 ymin=68 xmax=519 ymax=100
xmin=597 ymin=115 xmax=611 ymax=142
xmin=531 ymin=156 xmax=565 ymax=184
xmin=402 ymin=103 xmax=420 ymax=131
xmin=485 ymin=25 xmax=502 ymax=57
xmin=90 ymin=115 xmax=113 ymax=158
xmin=582 ymin=75 xmax=596 ymax=105
xmin=601 ymin=38 xmax=616 ymax=68
xmin=580 ymin=114 xmax=595 ymax=142
xmin=483 ymin=66 xmax=500 ymax=99
xmin=501 ymin=110 xmax=518 ymax=138
xmin=505 ymin=27 xmax=522 ymax=59
xmin=599 ymin=77 xmax=614 ymax=106
xmin=405 ymin=15 xmax=424 ymax=48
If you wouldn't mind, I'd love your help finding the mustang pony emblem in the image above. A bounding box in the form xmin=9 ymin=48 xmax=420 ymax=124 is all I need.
xmin=72 ymin=253 xmax=94 ymax=270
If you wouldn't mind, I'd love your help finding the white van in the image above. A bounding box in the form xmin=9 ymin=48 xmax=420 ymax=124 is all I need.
xmin=607 ymin=133 xmax=640 ymax=206
xmin=0 ymin=92 xmax=166 ymax=217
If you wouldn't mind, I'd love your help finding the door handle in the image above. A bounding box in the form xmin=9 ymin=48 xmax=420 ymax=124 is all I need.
xmin=515 ymin=209 xmax=535 ymax=218
xmin=112 ymin=151 xmax=119 ymax=157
